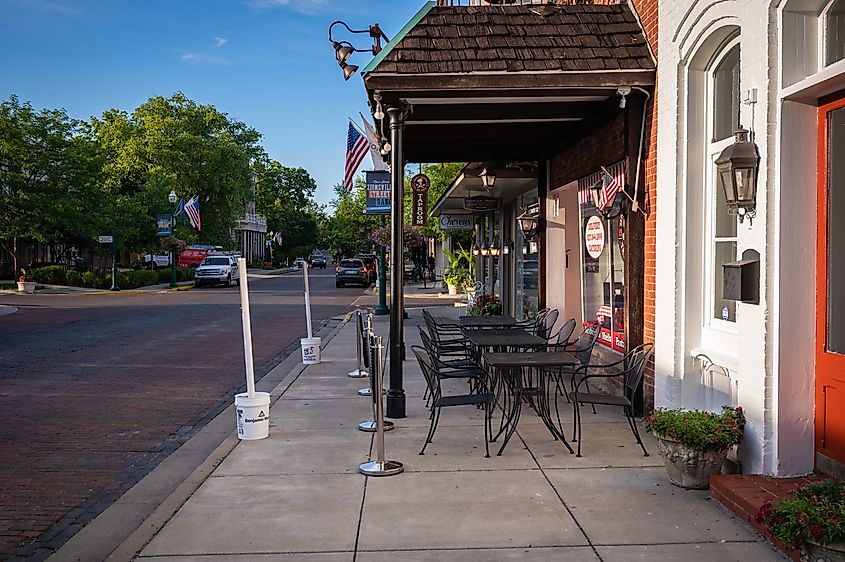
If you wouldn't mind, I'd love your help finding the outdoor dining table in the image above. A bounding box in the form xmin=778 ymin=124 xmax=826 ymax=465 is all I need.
xmin=458 ymin=315 xmax=517 ymax=329
xmin=462 ymin=327 xmax=546 ymax=349
xmin=482 ymin=351 xmax=579 ymax=456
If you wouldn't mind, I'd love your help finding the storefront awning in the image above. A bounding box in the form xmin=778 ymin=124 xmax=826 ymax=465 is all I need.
xmin=362 ymin=1 xmax=655 ymax=163
xmin=430 ymin=163 xmax=537 ymax=215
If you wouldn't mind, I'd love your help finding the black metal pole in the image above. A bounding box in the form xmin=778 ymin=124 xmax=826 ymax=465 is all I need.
xmin=386 ymin=107 xmax=406 ymax=419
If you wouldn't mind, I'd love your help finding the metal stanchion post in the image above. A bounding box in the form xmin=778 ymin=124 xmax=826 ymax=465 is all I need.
xmin=347 ymin=310 xmax=367 ymax=378
xmin=358 ymin=322 xmax=394 ymax=433
xmin=359 ymin=336 xmax=404 ymax=477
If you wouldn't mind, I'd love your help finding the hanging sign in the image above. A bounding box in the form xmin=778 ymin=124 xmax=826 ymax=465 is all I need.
xmin=411 ymin=173 xmax=430 ymax=226
xmin=156 ymin=214 xmax=173 ymax=237
xmin=463 ymin=196 xmax=498 ymax=212
xmin=438 ymin=214 xmax=474 ymax=230
xmin=365 ymin=170 xmax=391 ymax=215
xmin=584 ymin=215 xmax=605 ymax=259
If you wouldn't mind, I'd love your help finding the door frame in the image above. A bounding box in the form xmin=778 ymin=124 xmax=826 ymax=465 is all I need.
xmin=816 ymin=95 xmax=845 ymax=466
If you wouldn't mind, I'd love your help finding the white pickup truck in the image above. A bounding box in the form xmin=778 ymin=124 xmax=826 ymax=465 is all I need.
xmin=142 ymin=252 xmax=171 ymax=268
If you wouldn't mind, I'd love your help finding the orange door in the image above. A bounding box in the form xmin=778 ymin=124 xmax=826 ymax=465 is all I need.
xmin=817 ymin=96 xmax=845 ymax=466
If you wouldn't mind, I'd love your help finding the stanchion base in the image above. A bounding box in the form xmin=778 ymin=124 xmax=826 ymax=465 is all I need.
xmin=359 ymin=460 xmax=404 ymax=476
xmin=358 ymin=420 xmax=394 ymax=432
xmin=347 ymin=369 xmax=368 ymax=378
xmin=358 ymin=387 xmax=386 ymax=397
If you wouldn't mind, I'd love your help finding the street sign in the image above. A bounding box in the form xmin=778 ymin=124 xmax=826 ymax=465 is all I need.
xmin=98 ymin=235 xmax=114 ymax=244
xmin=365 ymin=170 xmax=391 ymax=215
xmin=156 ymin=214 xmax=173 ymax=237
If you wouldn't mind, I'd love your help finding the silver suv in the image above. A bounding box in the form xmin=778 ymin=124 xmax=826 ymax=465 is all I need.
xmin=195 ymin=255 xmax=240 ymax=287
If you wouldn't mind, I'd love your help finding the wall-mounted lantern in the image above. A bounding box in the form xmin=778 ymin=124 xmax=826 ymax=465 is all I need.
xmin=715 ymin=129 xmax=760 ymax=224
xmin=480 ymin=167 xmax=496 ymax=191
xmin=517 ymin=205 xmax=540 ymax=240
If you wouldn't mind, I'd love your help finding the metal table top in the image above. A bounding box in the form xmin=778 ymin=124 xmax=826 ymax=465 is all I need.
xmin=483 ymin=351 xmax=578 ymax=368
xmin=464 ymin=328 xmax=546 ymax=348
xmin=459 ymin=315 xmax=517 ymax=328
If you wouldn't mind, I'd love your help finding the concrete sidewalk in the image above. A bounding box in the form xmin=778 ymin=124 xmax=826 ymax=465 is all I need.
xmin=121 ymin=307 xmax=782 ymax=561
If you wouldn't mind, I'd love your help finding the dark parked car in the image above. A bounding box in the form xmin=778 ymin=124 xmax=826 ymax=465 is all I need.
xmin=336 ymin=259 xmax=369 ymax=288
xmin=310 ymin=255 xmax=327 ymax=269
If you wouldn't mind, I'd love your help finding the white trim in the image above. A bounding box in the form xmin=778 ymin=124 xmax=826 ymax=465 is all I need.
xmin=781 ymin=58 xmax=845 ymax=102
xmin=404 ymin=118 xmax=583 ymax=125
xmin=401 ymin=96 xmax=608 ymax=105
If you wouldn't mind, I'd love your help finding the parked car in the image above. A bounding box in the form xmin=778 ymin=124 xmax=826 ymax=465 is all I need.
xmin=336 ymin=258 xmax=369 ymax=287
xmin=310 ymin=254 xmax=327 ymax=269
xmin=141 ymin=252 xmax=171 ymax=269
xmin=293 ymin=257 xmax=307 ymax=269
xmin=354 ymin=253 xmax=378 ymax=284
xmin=178 ymin=245 xmax=224 ymax=268
xmin=194 ymin=255 xmax=240 ymax=287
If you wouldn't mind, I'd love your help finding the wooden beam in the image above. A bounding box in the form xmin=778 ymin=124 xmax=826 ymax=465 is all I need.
xmin=365 ymin=70 xmax=655 ymax=92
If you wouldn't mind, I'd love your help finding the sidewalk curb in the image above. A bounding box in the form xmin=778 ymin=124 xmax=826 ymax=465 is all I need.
xmin=47 ymin=312 xmax=354 ymax=562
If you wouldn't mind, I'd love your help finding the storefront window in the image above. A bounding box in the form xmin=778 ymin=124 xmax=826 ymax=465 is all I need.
xmin=578 ymin=163 xmax=626 ymax=353
xmin=515 ymin=190 xmax=539 ymax=320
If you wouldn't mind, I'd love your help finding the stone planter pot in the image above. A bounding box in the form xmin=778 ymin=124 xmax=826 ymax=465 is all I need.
xmin=803 ymin=540 xmax=845 ymax=562
xmin=654 ymin=434 xmax=727 ymax=489
xmin=447 ymin=283 xmax=458 ymax=296
xmin=17 ymin=281 xmax=35 ymax=294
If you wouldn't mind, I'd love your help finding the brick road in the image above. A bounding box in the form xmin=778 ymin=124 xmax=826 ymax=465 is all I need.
xmin=0 ymin=271 xmax=359 ymax=561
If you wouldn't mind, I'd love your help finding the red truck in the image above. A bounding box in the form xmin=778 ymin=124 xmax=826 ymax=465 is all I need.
xmin=177 ymin=245 xmax=223 ymax=268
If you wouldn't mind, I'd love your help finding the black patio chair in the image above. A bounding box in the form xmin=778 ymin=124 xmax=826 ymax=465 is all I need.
xmin=568 ymin=343 xmax=654 ymax=457
xmin=412 ymin=346 xmax=494 ymax=458
xmin=536 ymin=308 xmax=560 ymax=341
xmin=550 ymin=317 xmax=576 ymax=345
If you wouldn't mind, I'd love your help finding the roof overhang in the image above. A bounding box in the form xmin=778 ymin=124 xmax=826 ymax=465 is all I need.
xmin=431 ymin=163 xmax=537 ymax=216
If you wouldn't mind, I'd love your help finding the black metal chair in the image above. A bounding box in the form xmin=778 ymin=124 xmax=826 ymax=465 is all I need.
xmin=568 ymin=343 xmax=654 ymax=457
xmin=550 ymin=317 xmax=576 ymax=345
xmin=536 ymin=308 xmax=560 ymax=341
xmin=412 ymin=346 xmax=494 ymax=457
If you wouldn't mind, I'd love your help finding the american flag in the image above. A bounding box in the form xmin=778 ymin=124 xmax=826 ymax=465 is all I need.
xmin=185 ymin=196 xmax=201 ymax=231
xmin=597 ymin=170 xmax=621 ymax=211
xmin=344 ymin=121 xmax=368 ymax=192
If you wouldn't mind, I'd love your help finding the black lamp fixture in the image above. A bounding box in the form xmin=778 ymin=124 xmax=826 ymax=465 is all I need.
xmin=479 ymin=166 xmax=496 ymax=191
xmin=328 ymin=21 xmax=390 ymax=81
xmin=517 ymin=205 xmax=540 ymax=240
xmin=489 ymin=240 xmax=501 ymax=257
xmin=502 ymin=239 xmax=513 ymax=255
xmin=479 ymin=241 xmax=490 ymax=256
xmin=472 ymin=243 xmax=481 ymax=257
xmin=715 ymin=128 xmax=760 ymax=224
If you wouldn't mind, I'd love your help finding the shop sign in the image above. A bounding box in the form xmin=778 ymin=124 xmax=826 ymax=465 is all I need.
xmin=156 ymin=214 xmax=172 ymax=237
xmin=584 ymin=215 xmax=604 ymax=259
xmin=365 ymin=170 xmax=391 ymax=215
xmin=585 ymin=321 xmax=625 ymax=353
xmin=411 ymin=173 xmax=430 ymax=226
xmin=463 ymin=196 xmax=498 ymax=212
xmin=438 ymin=214 xmax=474 ymax=230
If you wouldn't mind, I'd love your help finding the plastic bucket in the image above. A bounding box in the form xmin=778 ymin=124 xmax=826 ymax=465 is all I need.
xmin=301 ymin=337 xmax=321 ymax=364
xmin=235 ymin=392 xmax=270 ymax=440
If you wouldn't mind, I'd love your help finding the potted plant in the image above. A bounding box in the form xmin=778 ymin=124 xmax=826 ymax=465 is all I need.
xmin=756 ymin=479 xmax=845 ymax=561
xmin=467 ymin=293 xmax=502 ymax=316
xmin=444 ymin=267 xmax=466 ymax=296
xmin=643 ymin=405 xmax=745 ymax=489
xmin=17 ymin=268 xmax=35 ymax=294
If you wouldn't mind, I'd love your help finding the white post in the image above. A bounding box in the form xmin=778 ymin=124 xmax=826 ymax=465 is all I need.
xmin=238 ymin=258 xmax=256 ymax=399
xmin=303 ymin=263 xmax=313 ymax=339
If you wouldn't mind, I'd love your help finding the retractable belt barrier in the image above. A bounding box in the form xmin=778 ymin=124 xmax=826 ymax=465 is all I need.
xmin=347 ymin=310 xmax=368 ymax=379
xmin=358 ymin=311 xmax=394 ymax=432
xmin=358 ymin=334 xmax=404 ymax=477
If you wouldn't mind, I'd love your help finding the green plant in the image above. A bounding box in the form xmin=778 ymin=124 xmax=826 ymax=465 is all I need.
xmin=65 ymin=270 xmax=82 ymax=286
xmin=756 ymin=479 xmax=845 ymax=549
xmin=467 ymin=293 xmax=502 ymax=316
xmin=31 ymin=265 xmax=66 ymax=285
xmin=643 ymin=405 xmax=745 ymax=452
xmin=81 ymin=271 xmax=99 ymax=288
xmin=18 ymin=268 xmax=32 ymax=282
xmin=444 ymin=267 xmax=468 ymax=287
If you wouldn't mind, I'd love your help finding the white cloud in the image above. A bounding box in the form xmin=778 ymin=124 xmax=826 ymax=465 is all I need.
xmin=245 ymin=0 xmax=328 ymax=15
xmin=214 ymin=36 xmax=228 ymax=48
xmin=180 ymin=52 xmax=229 ymax=65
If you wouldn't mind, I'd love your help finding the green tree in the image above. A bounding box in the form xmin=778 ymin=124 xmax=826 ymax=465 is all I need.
xmin=0 ymin=95 xmax=102 ymax=273
xmin=254 ymin=161 xmax=323 ymax=261
xmin=323 ymin=181 xmax=380 ymax=259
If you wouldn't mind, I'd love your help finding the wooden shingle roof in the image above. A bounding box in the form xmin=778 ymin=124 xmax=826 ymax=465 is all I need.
xmin=369 ymin=3 xmax=654 ymax=75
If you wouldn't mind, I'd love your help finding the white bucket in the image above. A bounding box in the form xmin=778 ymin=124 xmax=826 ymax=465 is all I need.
xmin=301 ymin=337 xmax=321 ymax=364
xmin=235 ymin=392 xmax=270 ymax=440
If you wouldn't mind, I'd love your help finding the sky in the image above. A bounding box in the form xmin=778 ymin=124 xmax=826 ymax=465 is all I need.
xmin=0 ymin=0 xmax=426 ymax=208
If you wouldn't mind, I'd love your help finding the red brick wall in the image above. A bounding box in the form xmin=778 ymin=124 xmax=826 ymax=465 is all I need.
xmin=630 ymin=0 xmax=658 ymax=410
xmin=549 ymin=113 xmax=626 ymax=188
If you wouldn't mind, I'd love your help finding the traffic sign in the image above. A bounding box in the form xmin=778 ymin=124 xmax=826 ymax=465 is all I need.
xmin=98 ymin=236 xmax=114 ymax=244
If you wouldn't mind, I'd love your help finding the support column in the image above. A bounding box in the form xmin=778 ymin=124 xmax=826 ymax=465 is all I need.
xmin=387 ymin=107 xmax=406 ymax=419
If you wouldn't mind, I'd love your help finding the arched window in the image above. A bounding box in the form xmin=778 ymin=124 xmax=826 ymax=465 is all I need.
xmin=707 ymin=41 xmax=741 ymax=329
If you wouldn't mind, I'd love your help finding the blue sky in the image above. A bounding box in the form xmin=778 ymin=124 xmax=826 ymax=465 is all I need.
xmin=0 ymin=0 xmax=425 ymax=207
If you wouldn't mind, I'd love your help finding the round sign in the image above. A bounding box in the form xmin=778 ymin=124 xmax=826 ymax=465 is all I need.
xmin=411 ymin=173 xmax=431 ymax=193
xmin=584 ymin=215 xmax=605 ymax=259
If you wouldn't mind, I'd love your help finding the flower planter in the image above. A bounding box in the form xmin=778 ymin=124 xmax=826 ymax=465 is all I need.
xmin=803 ymin=540 xmax=845 ymax=562
xmin=447 ymin=283 xmax=458 ymax=296
xmin=654 ymin=434 xmax=727 ymax=489
xmin=17 ymin=281 xmax=35 ymax=294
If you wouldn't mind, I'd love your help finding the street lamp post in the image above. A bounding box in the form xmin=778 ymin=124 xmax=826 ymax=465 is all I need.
xmin=374 ymin=215 xmax=389 ymax=315
xmin=109 ymin=224 xmax=120 ymax=291
xmin=168 ymin=190 xmax=178 ymax=288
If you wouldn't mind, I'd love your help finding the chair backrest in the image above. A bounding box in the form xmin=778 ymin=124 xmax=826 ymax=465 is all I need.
xmin=572 ymin=321 xmax=600 ymax=365
xmin=556 ymin=318 xmax=576 ymax=345
xmin=411 ymin=345 xmax=440 ymax=399
xmin=538 ymin=309 xmax=560 ymax=340
xmin=623 ymin=343 xmax=654 ymax=402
